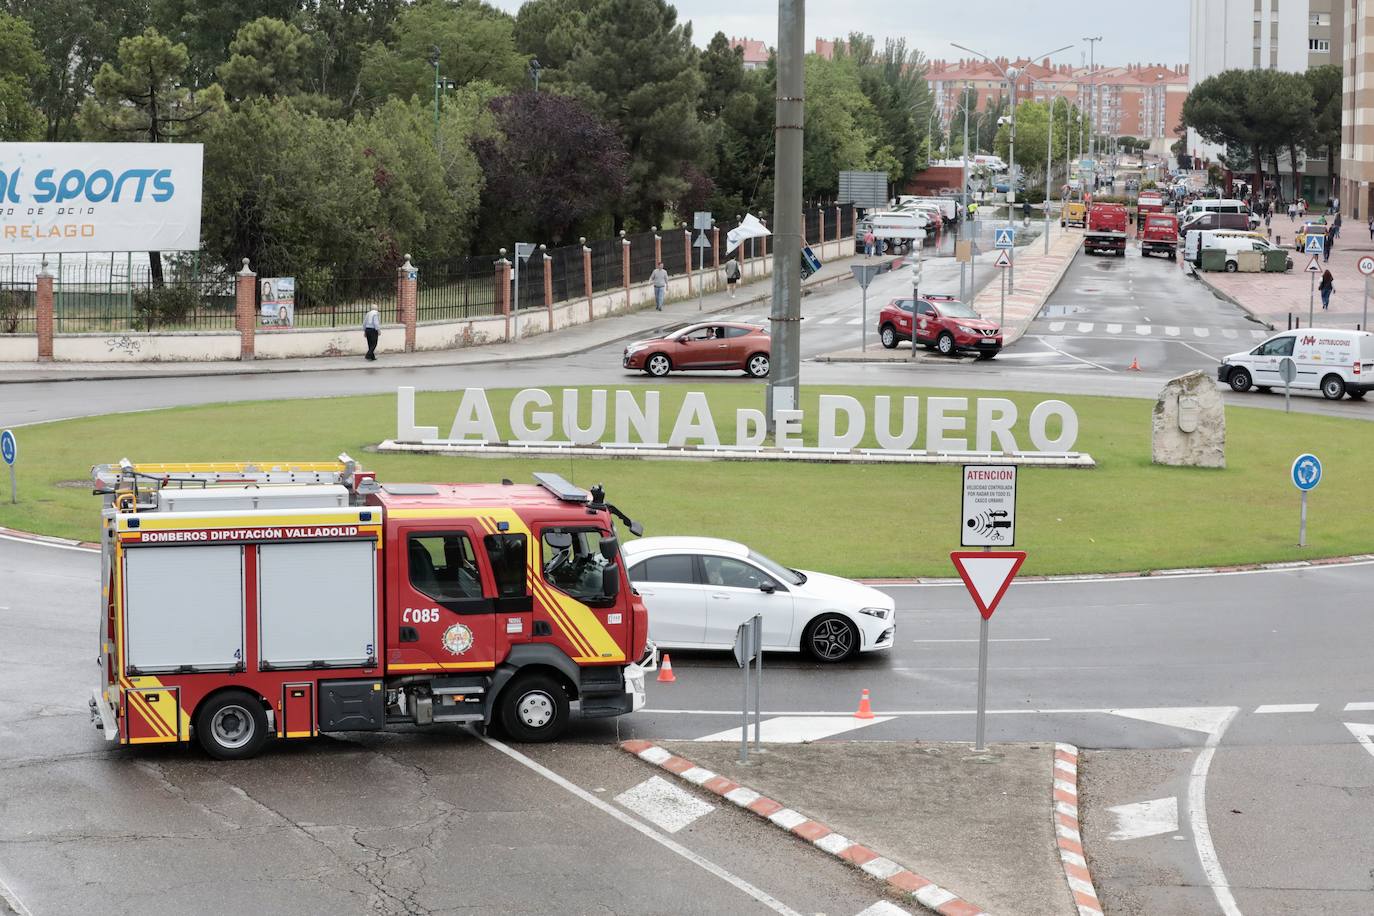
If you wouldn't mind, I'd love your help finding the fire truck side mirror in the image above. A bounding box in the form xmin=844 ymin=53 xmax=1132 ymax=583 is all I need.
xmin=601 ymin=566 xmax=620 ymax=600
xmin=599 ymin=536 xmax=620 ymax=561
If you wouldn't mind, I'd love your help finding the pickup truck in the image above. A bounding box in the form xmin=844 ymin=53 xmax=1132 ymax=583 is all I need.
xmin=1084 ymin=203 xmax=1128 ymax=257
xmin=1140 ymin=213 xmax=1178 ymax=260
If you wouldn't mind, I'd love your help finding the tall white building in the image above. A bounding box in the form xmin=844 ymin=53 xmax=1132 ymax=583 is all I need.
xmin=1187 ymin=0 xmax=1309 ymax=161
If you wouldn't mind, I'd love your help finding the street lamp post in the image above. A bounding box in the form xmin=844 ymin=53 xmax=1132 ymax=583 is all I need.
xmin=528 ymin=58 xmax=543 ymax=93
xmin=1083 ymin=37 xmax=1102 ymax=163
xmin=952 ymin=42 xmax=1072 ymax=293
xmin=429 ymin=46 xmax=441 ymax=150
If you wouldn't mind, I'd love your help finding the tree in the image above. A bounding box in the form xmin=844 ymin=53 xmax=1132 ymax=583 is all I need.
xmin=474 ymin=90 xmax=628 ymax=244
xmin=218 ymin=17 xmax=310 ymax=101
xmin=835 ymin=35 xmax=930 ymax=185
xmin=563 ymin=0 xmax=705 ymax=227
xmin=80 ymin=27 xmax=226 ymax=282
xmin=1306 ymin=64 xmax=1342 ymax=196
xmin=512 ymin=0 xmax=597 ymax=75
xmin=802 ymin=53 xmax=890 ymax=199
xmin=294 ymin=0 xmax=405 ymax=109
xmin=699 ymin=31 xmax=744 ymax=119
xmin=150 ymin=0 xmax=299 ymax=87
xmin=1182 ymin=70 xmax=1263 ymax=193
xmin=0 ymin=12 xmax=44 ymax=139
xmin=360 ymin=0 xmax=527 ymax=106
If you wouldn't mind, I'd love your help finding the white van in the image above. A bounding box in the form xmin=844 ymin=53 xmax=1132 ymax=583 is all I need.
xmin=1191 ymin=232 xmax=1290 ymax=272
xmin=1218 ymin=329 xmax=1374 ymax=400
xmin=855 ymin=210 xmax=929 ymax=253
xmin=897 ymin=196 xmax=958 ymax=221
xmin=1180 ymin=198 xmax=1260 ymax=229
xmin=1184 ymin=228 xmax=1267 ymax=265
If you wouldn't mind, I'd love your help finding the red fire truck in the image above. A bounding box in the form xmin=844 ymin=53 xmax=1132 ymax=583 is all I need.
xmin=88 ymin=458 xmax=650 ymax=759
xmin=1084 ymin=203 xmax=1128 ymax=257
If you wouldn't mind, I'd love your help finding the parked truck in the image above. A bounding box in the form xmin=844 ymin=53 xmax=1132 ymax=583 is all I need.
xmin=1134 ymin=192 xmax=1168 ymax=231
xmin=88 ymin=458 xmax=650 ymax=760
xmin=1084 ymin=203 xmax=1128 ymax=257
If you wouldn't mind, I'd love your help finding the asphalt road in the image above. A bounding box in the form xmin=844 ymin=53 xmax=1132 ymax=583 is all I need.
xmin=5 ymin=530 xmax=1374 ymax=915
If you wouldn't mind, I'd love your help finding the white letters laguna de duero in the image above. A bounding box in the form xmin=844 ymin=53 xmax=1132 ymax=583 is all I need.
xmin=395 ymin=386 xmax=1081 ymax=454
xmin=0 ymin=142 xmax=203 ymax=254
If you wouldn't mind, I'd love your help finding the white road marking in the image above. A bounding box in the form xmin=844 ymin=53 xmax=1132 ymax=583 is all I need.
xmin=1135 ymin=324 xmax=1151 ymax=335
xmin=477 ymin=733 xmax=805 ymax=916
xmin=1177 ymin=339 xmax=1225 ymax=362
xmin=1050 ymin=321 xmax=1066 ymax=332
xmin=1077 ymin=322 xmax=1094 ymax=333
xmin=1251 ymin=330 xmax=1266 ymax=338
xmin=1222 ymin=328 xmax=1238 ymax=338
xmin=855 ymin=900 xmax=911 ymax=916
xmin=1026 ymin=336 xmax=1116 ymax=372
xmin=847 ymin=317 xmax=864 ymax=325
xmin=1107 ymin=797 xmax=1179 ymax=841
xmin=1105 ymin=323 xmax=1122 ymax=334
xmin=1189 ymin=707 xmax=1243 ymax=916
xmin=1109 ymin=707 xmax=1239 ymax=735
xmin=1343 ymin=722 xmax=1374 ymax=760
xmin=0 ymin=874 xmax=34 ymax=916
xmin=695 ymin=715 xmax=894 ymax=743
xmin=1164 ymin=326 xmax=1181 ymax=336
xmin=912 ymin=637 xmax=1051 ymax=643
xmin=1254 ymin=703 xmax=1319 ymax=714
xmin=614 ymin=776 xmax=715 ymax=833
xmin=819 ymin=316 xmax=843 ymax=325
xmin=0 ymin=531 xmax=96 ymax=553
xmin=1344 ymin=702 xmax=1374 ymax=711
xmin=1193 ymin=327 xmax=1210 ymax=338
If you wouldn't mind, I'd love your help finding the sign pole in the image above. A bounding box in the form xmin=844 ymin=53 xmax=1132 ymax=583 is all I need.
xmin=698 ymin=244 xmax=705 ymax=311
xmin=740 ymin=637 xmax=750 ymax=764
xmin=1365 ymin=279 xmax=1369 ymax=331
xmin=1000 ymin=267 xmax=1006 ymax=329
xmin=1299 ymin=490 xmax=1308 ymax=547
xmin=975 ymin=614 xmax=989 ymax=751
xmin=0 ymin=430 xmax=15 ymax=504
xmin=7 ymin=464 xmax=14 ymax=504
xmin=753 ymin=615 xmax=762 ymax=752
xmin=1309 ymin=270 xmax=1314 ymax=328
xmin=862 ymin=284 xmax=868 ymax=352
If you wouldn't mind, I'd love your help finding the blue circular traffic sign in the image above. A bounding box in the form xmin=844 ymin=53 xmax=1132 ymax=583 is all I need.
xmin=1291 ymin=453 xmax=1321 ymax=491
xmin=0 ymin=429 xmax=15 ymax=466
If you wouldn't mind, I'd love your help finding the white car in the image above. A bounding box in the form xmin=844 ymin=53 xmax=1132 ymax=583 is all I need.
xmin=621 ymin=537 xmax=896 ymax=663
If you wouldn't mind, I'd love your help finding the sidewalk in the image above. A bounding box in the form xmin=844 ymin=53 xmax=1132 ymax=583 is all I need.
xmin=818 ymin=220 xmax=1081 ymax=362
xmin=1194 ymin=219 xmax=1374 ymax=330
xmin=0 ymin=251 xmax=877 ymax=384
xmin=641 ymin=740 xmax=1075 ymax=915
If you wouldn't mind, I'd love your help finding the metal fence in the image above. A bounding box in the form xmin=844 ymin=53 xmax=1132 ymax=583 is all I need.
xmin=293 ymin=274 xmax=396 ymax=329
xmin=416 ymin=255 xmax=499 ymax=321
xmin=588 ymin=238 xmax=623 ymax=294
xmin=0 ymin=266 xmax=35 ymax=334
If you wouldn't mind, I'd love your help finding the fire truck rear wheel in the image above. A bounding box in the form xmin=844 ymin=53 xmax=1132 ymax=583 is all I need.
xmin=497 ymin=673 xmax=570 ymax=742
xmin=196 ymin=690 xmax=269 ymax=760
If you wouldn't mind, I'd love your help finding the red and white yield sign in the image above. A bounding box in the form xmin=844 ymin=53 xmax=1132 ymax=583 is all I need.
xmin=950 ymin=551 xmax=1027 ymax=619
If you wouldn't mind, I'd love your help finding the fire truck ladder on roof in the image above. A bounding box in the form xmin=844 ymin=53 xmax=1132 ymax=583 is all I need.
xmin=92 ymin=454 xmax=360 ymax=495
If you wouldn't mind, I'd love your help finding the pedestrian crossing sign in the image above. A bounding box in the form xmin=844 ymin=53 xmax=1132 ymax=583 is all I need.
xmin=1305 ymin=235 xmax=1325 ymax=254
xmin=994 ymin=250 xmax=1012 ymax=269
xmin=1305 ymin=254 xmax=1322 ymax=273
xmin=994 ymin=228 xmax=1016 ymax=249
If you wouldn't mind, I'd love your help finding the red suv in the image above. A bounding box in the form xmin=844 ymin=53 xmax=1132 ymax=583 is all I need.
xmin=878 ymin=295 xmax=1002 ymax=359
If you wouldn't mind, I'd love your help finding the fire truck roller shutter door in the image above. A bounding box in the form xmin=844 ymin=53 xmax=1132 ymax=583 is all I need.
xmin=257 ymin=540 xmax=378 ymax=669
xmin=123 ymin=545 xmax=244 ymax=674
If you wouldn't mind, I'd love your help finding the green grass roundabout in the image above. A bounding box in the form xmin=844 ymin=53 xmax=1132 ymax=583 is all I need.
xmin=3 ymin=384 xmax=1369 ymax=577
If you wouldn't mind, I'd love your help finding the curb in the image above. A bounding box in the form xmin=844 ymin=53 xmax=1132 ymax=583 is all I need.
xmin=0 ymin=526 xmax=97 ymax=550
xmin=619 ymin=740 xmax=991 ymax=916
xmin=1051 ymin=743 xmax=1103 ymax=916
xmin=854 ymin=551 xmax=1374 ymax=586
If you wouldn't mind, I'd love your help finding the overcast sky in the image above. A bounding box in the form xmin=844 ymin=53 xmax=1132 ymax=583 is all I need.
xmin=486 ymin=0 xmax=1192 ymax=67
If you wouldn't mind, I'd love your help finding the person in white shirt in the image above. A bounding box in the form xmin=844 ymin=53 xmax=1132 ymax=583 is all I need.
xmin=650 ymin=262 xmax=669 ymax=310
xmin=363 ymin=307 xmax=381 ymax=360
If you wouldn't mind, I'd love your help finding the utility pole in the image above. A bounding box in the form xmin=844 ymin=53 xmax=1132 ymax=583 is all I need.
xmin=767 ymin=0 xmax=804 ymax=426
xmin=1083 ymin=37 xmax=1102 ymax=163
xmin=1045 ymin=95 xmax=1054 ymax=254
xmin=429 ymin=46 xmax=441 ymax=152
xmin=961 ymin=85 xmax=971 ymax=304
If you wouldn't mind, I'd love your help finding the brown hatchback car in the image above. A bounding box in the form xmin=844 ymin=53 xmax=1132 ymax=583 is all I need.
xmin=623 ymin=322 xmax=771 ymax=378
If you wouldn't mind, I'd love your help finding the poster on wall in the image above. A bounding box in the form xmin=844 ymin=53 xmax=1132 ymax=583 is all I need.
xmin=0 ymin=142 xmax=203 ymax=254
xmin=259 ymin=277 xmax=295 ymax=328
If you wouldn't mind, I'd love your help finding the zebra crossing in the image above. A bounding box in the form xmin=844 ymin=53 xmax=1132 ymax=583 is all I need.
xmin=1043 ymin=321 xmax=1266 ymax=340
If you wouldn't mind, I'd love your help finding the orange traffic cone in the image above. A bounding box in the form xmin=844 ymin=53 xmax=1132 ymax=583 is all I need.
xmin=656 ymin=653 xmax=677 ymax=683
xmin=854 ymin=688 xmax=875 ymax=719
xmin=1127 ymin=357 xmax=1141 ymax=371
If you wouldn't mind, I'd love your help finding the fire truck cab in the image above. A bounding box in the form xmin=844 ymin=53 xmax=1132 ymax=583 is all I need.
xmin=89 ymin=458 xmax=649 ymax=759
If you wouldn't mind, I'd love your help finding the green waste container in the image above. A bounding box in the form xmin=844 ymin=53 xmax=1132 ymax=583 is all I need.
xmin=1200 ymin=248 xmax=1227 ymax=272
xmin=1263 ymin=248 xmax=1289 ymax=272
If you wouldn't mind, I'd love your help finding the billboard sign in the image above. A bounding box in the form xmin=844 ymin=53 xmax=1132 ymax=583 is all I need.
xmin=260 ymin=277 xmax=295 ymax=328
xmin=0 ymin=142 xmax=203 ymax=254
xmin=838 ymin=170 xmax=889 ymax=209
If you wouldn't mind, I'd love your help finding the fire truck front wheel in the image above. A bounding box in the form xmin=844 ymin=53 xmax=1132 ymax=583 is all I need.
xmin=196 ymin=689 xmax=269 ymax=760
xmin=497 ymin=673 xmax=570 ymax=742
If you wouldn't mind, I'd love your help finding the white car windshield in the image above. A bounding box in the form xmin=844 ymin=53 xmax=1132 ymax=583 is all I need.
xmin=747 ymin=549 xmax=806 ymax=586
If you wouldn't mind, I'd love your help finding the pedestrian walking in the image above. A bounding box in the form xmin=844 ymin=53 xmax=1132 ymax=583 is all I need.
xmin=362 ymin=306 xmax=380 ymax=360
xmin=1331 ymin=195 xmax=1340 ymax=214
xmin=863 ymin=229 xmax=876 ymax=257
xmin=1333 ymin=212 xmax=1342 ymax=239
xmin=1264 ymin=211 xmax=1272 ymax=231
xmin=724 ymin=257 xmax=741 ymax=298
xmin=650 ymin=261 xmax=668 ymax=310
xmin=1320 ymin=269 xmax=1334 ymax=310
xmin=1324 ymin=225 xmax=1335 ymax=261
xmin=1367 ymin=215 xmax=1373 ymax=240
xmin=1288 ymin=202 xmax=1298 ymax=222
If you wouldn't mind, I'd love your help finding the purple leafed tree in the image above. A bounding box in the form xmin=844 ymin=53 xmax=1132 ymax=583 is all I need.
xmin=476 ymin=91 xmax=629 ymax=244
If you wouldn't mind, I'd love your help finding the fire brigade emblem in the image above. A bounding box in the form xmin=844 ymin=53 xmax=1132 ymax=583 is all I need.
xmin=441 ymin=623 xmax=474 ymax=656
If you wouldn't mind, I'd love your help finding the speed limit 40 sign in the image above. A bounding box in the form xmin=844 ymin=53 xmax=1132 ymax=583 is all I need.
xmin=1358 ymin=255 xmax=1374 ymax=277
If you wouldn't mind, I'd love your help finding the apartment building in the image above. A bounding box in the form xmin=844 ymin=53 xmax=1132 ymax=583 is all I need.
xmin=1339 ymin=4 xmax=1373 ymax=218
